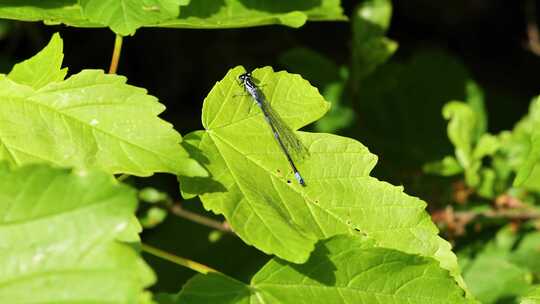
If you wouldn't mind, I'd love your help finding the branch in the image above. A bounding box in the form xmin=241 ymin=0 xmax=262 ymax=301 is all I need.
xmin=168 ymin=202 xmax=233 ymax=234
xmin=525 ymin=0 xmax=540 ymax=56
xmin=432 ymin=204 xmax=540 ymax=237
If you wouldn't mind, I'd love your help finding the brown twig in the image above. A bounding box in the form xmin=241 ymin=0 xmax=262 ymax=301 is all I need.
xmin=169 ymin=202 xmax=233 ymax=233
xmin=432 ymin=205 xmax=540 ymax=236
xmin=469 ymin=209 xmax=540 ymax=220
xmin=525 ymin=0 xmax=540 ymax=55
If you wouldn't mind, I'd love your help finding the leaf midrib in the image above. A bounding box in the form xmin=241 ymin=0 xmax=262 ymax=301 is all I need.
xmin=208 ymin=130 xmax=352 ymax=240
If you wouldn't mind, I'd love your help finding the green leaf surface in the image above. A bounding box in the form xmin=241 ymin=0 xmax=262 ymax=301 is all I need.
xmin=140 ymin=207 xmax=168 ymax=228
xmin=160 ymin=273 xmax=250 ymax=304
xmin=522 ymin=286 xmax=540 ymax=304
xmin=139 ymin=187 xmax=169 ymax=204
xmin=351 ymin=0 xmax=398 ymax=84
xmin=510 ymin=231 xmax=540 ymax=277
xmin=515 ymin=97 xmax=540 ymax=187
xmin=79 ymin=0 xmax=185 ymax=35
xmin=423 ymin=156 xmax=463 ymax=176
xmin=0 ymin=0 xmax=98 ymax=27
xmin=443 ymin=101 xmax=476 ymax=168
xmin=475 ymin=94 xmax=540 ymax=195
xmin=0 ymin=0 xmax=344 ymax=32
xmin=472 ymin=134 xmax=499 ymax=160
xmin=0 ymin=34 xmax=205 ymax=177
xmin=464 ymin=254 xmax=532 ymax=303
xmin=476 ymin=168 xmax=497 ymax=198
xmin=461 ymin=226 xmax=539 ymax=304
xmin=8 ymin=33 xmax=67 ymax=89
xmin=179 ymin=66 xmax=463 ymax=286
xmin=465 ymin=81 xmax=487 ymax=139
xmin=156 ymin=0 xmax=346 ymax=29
xmin=166 ymin=235 xmax=472 ymax=304
xmin=0 ymin=164 xmax=155 ymax=302
xmin=441 ymin=101 xmax=497 ymax=187
xmin=0 ymin=69 xmax=205 ymax=177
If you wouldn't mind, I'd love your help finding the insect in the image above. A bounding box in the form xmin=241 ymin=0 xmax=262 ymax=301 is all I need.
xmin=237 ymin=72 xmax=309 ymax=186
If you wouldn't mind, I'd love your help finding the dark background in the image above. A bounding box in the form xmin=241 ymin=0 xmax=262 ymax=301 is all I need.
xmin=2 ymin=0 xmax=540 ymax=293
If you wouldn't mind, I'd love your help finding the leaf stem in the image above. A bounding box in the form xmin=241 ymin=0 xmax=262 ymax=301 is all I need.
xmin=141 ymin=243 xmax=218 ymax=274
xmin=108 ymin=34 xmax=123 ymax=74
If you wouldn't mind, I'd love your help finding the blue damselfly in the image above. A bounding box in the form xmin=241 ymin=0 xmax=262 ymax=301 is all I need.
xmin=238 ymin=72 xmax=308 ymax=186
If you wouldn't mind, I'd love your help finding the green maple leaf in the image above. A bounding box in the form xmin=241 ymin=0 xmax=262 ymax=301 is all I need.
xmin=514 ymin=96 xmax=540 ymax=188
xmin=522 ymin=286 xmax=540 ymax=304
xmin=0 ymin=164 xmax=154 ymax=302
xmin=159 ymin=235 xmax=473 ymax=304
xmin=0 ymin=33 xmax=206 ymax=178
xmin=79 ymin=0 xmax=188 ymax=35
xmin=0 ymin=0 xmax=97 ymax=28
xmin=8 ymin=33 xmax=67 ymax=89
xmin=0 ymin=1 xmax=345 ymax=34
xmin=157 ymin=0 xmax=346 ymax=29
xmin=179 ymin=66 xmax=464 ymax=287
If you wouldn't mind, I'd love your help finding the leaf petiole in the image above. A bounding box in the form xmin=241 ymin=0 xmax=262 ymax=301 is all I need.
xmin=141 ymin=243 xmax=218 ymax=274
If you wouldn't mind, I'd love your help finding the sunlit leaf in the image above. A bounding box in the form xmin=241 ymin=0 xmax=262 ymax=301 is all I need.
xmin=8 ymin=33 xmax=67 ymax=89
xmin=443 ymin=102 xmax=477 ymax=169
xmin=423 ymin=156 xmax=463 ymax=176
xmin=465 ymin=81 xmax=487 ymax=139
xmin=157 ymin=0 xmax=346 ymax=29
xmin=164 ymin=235 xmax=472 ymax=304
xmin=0 ymin=0 xmax=345 ymax=33
xmin=464 ymin=255 xmax=532 ymax=303
xmin=0 ymin=0 xmax=96 ymax=27
xmin=79 ymin=0 xmax=186 ymax=35
xmin=179 ymin=66 xmax=463 ymax=287
xmin=0 ymin=34 xmax=206 ymax=177
xmin=461 ymin=227 xmax=536 ymax=304
xmin=0 ymin=164 xmax=155 ymax=302
xmin=441 ymin=101 xmax=497 ymax=187
xmin=515 ymin=96 xmax=540 ymax=187
xmin=522 ymin=286 xmax=540 ymax=304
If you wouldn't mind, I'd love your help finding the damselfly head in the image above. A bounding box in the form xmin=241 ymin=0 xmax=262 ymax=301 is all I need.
xmin=238 ymin=72 xmax=252 ymax=83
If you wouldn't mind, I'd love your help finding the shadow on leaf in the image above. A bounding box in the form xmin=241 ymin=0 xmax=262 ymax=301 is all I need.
xmin=0 ymin=0 xmax=75 ymax=9
xmin=178 ymin=0 xmax=226 ymax=19
xmin=180 ymin=132 xmax=227 ymax=195
xmin=238 ymin=0 xmax=322 ymax=13
xmin=286 ymin=241 xmax=337 ymax=286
